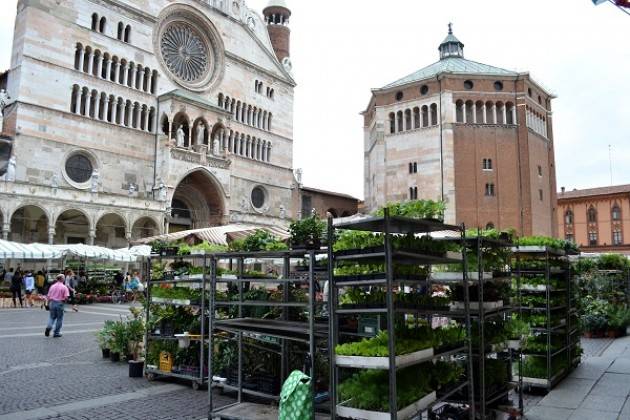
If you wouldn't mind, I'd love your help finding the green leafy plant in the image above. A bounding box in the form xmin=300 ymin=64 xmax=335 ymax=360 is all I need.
xmin=96 ymin=320 xmax=115 ymax=350
xmin=335 ymin=330 xmax=432 ymax=357
xmin=289 ymin=215 xmax=326 ymax=249
xmin=374 ymin=200 xmax=446 ymax=221
xmin=229 ymin=230 xmax=288 ymax=252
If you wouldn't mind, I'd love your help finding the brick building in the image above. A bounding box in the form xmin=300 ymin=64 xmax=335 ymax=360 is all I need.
xmin=0 ymin=0 xmax=301 ymax=247
xmin=299 ymin=186 xmax=359 ymax=220
xmin=362 ymin=25 xmax=558 ymax=236
xmin=558 ymin=185 xmax=630 ymax=254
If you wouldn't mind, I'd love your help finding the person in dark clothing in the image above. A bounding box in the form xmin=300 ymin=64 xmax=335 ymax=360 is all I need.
xmin=114 ymin=271 xmax=124 ymax=289
xmin=11 ymin=269 xmax=23 ymax=307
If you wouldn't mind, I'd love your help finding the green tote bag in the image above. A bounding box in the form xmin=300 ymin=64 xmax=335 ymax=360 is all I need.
xmin=278 ymin=370 xmax=313 ymax=420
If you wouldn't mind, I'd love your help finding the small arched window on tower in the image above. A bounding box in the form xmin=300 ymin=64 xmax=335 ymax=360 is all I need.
xmin=455 ymin=100 xmax=464 ymax=123
xmin=612 ymin=204 xmax=622 ymax=221
xmin=565 ymin=209 xmax=574 ymax=226
xmin=99 ymin=16 xmax=107 ymax=33
xmin=404 ymin=109 xmax=412 ymax=130
xmin=396 ymin=111 xmax=403 ymax=133
xmin=91 ymin=13 xmax=99 ymax=31
xmin=124 ymin=25 xmax=131 ymax=43
xmin=430 ymin=104 xmax=438 ymax=126
xmin=588 ymin=206 xmax=598 ymax=224
xmin=389 ymin=113 xmax=395 ymax=134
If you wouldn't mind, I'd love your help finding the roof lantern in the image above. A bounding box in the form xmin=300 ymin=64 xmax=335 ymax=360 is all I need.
xmin=439 ymin=23 xmax=464 ymax=60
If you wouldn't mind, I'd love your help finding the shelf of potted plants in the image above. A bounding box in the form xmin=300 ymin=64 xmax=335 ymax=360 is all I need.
xmin=328 ymin=204 xmax=476 ymax=420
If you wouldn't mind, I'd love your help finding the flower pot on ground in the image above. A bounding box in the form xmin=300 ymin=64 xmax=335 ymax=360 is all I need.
xmin=110 ymin=352 xmax=121 ymax=362
xmin=101 ymin=348 xmax=111 ymax=358
xmin=128 ymin=360 xmax=144 ymax=377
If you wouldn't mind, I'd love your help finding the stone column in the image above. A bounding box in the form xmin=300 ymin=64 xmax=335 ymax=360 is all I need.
xmin=97 ymin=56 xmax=104 ymax=78
xmin=78 ymin=46 xmax=85 ymax=72
xmin=146 ymin=71 xmax=152 ymax=93
xmin=134 ymin=106 xmax=140 ymax=129
xmin=492 ymin=105 xmax=497 ymax=125
xmin=2 ymin=223 xmax=9 ymax=240
xmin=112 ymin=100 xmax=118 ymax=124
xmin=502 ymin=106 xmax=507 ymax=125
xmin=48 ymin=227 xmax=55 ymax=245
xmin=462 ymin=106 xmax=467 ymax=124
xmin=88 ymin=229 xmax=96 ymax=245
xmin=472 ymin=103 xmax=477 ymax=124
xmin=138 ymin=68 xmax=145 ymax=90
xmin=94 ymin=95 xmax=101 ymax=120
xmin=106 ymin=59 xmax=112 ymax=80
xmin=86 ymin=94 xmax=92 ymax=118
xmin=114 ymin=62 xmax=121 ymax=84
xmin=126 ymin=231 xmax=132 ymax=247
xmin=103 ymin=97 xmax=110 ymax=122
xmin=512 ymin=107 xmax=517 ymax=125
xmin=142 ymin=110 xmax=148 ymax=131
xmin=130 ymin=66 xmax=137 ymax=88
xmin=122 ymin=64 xmax=128 ymax=86
xmin=482 ymin=104 xmax=487 ymax=124
xmin=87 ymin=52 xmax=94 ymax=75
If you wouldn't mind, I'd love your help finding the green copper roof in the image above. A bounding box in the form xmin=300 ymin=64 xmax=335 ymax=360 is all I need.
xmin=440 ymin=33 xmax=463 ymax=46
xmin=381 ymin=57 xmax=518 ymax=90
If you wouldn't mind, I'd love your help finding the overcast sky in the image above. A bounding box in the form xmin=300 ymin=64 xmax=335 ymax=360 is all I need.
xmin=1 ymin=0 xmax=629 ymax=199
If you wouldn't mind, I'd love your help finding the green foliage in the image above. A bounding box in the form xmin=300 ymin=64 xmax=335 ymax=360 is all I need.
xmin=515 ymin=236 xmax=579 ymax=253
xmin=374 ymin=200 xmax=446 ymax=221
xmin=518 ymin=355 xmax=567 ymax=379
xmin=335 ymin=331 xmax=432 ymax=357
xmin=229 ymin=230 xmax=288 ymax=252
xmin=289 ymin=215 xmax=326 ymax=248
xmin=95 ymin=320 xmax=116 ymax=349
xmin=597 ymin=254 xmax=630 ymax=270
xmin=333 ymin=231 xmax=457 ymax=255
xmin=151 ymin=286 xmax=201 ymax=302
xmin=339 ymin=365 xmax=433 ymax=411
xmin=506 ymin=316 xmax=530 ymax=340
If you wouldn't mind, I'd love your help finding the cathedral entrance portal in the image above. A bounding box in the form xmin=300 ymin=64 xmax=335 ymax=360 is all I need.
xmin=169 ymin=170 xmax=225 ymax=233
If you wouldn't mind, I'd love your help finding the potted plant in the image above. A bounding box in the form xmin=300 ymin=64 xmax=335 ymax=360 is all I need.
xmin=109 ymin=320 xmax=128 ymax=362
xmin=126 ymin=317 xmax=145 ymax=377
xmin=96 ymin=320 xmax=115 ymax=358
xmin=289 ymin=215 xmax=326 ymax=250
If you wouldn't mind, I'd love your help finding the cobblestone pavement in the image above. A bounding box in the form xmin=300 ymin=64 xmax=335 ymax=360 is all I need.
xmin=0 ymin=305 xmax=232 ymax=420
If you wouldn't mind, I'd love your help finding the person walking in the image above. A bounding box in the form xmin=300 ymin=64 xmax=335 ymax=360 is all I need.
xmin=23 ymin=271 xmax=35 ymax=307
xmin=35 ymin=270 xmax=46 ymax=293
xmin=45 ymin=274 xmax=70 ymax=337
xmin=10 ymin=269 xmax=23 ymax=308
xmin=4 ymin=267 xmax=14 ymax=288
xmin=64 ymin=269 xmax=79 ymax=312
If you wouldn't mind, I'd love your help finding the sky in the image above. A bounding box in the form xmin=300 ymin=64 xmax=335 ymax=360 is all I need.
xmin=1 ymin=0 xmax=629 ymax=199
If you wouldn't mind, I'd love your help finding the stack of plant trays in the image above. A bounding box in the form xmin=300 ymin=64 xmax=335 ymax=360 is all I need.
xmin=208 ymin=250 xmax=329 ymax=420
xmin=144 ymin=253 xmax=209 ymax=390
xmin=454 ymin=234 xmax=521 ymax=419
xmin=513 ymin=246 xmax=580 ymax=392
xmin=328 ymin=210 xmax=475 ymax=420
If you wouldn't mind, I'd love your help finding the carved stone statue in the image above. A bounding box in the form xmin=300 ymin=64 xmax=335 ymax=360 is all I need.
xmin=212 ymin=137 xmax=221 ymax=156
xmin=128 ymin=183 xmax=136 ymax=196
xmin=0 ymin=89 xmax=9 ymax=133
xmin=5 ymin=155 xmax=16 ymax=182
xmin=157 ymin=180 xmax=167 ymax=202
xmin=90 ymin=169 xmax=99 ymax=193
xmin=195 ymin=124 xmax=206 ymax=146
xmin=176 ymin=126 xmax=185 ymax=148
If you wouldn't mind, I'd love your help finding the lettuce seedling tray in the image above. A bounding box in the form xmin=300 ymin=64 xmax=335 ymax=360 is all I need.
xmin=336 ymin=347 xmax=434 ymax=369
xmin=337 ymin=391 xmax=436 ymax=420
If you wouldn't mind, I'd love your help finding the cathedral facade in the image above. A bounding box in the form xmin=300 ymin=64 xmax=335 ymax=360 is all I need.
xmin=363 ymin=26 xmax=558 ymax=237
xmin=1 ymin=0 xmax=298 ymax=247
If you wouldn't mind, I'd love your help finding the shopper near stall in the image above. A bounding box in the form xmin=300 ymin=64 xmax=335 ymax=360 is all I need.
xmin=45 ymin=274 xmax=70 ymax=338
xmin=11 ymin=269 xmax=23 ymax=308
xmin=64 ymin=269 xmax=79 ymax=312
xmin=114 ymin=271 xmax=124 ymax=289
xmin=23 ymin=271 xmax=35 ymax=308
xmin=35 ymin=270 xmax=46 ymax=294
xmin=4 ymin=267 xmax=14 ymax=287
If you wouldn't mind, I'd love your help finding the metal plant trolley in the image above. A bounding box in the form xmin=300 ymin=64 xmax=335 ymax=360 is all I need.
xmin=208 ymin=250 xmax=329 ymax=419
xmin=513 ymin=246 xmax=580 ymax=392
xmin=463 ymin=235 xmax=521 ymax=419
xmin=144 ymin=253 xmax=209 ymax=390
xmin=328 ymin=211 xmax=475 ymax=420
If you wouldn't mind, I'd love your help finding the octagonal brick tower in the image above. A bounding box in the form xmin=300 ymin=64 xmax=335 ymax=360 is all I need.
xmin=263 ymin=0 xmax=291 ymax=63
xmin=362 ymin=24 xmax=559 ymax=237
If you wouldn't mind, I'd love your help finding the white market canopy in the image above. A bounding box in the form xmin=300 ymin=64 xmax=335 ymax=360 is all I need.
xmin=131 ymin=224 xmax=290 ymax=246
xmin=0 ymin=240 xmax=140 ymax=262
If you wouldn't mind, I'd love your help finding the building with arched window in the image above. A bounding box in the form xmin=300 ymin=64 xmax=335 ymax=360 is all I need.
xmin=558 ymin=185 xmax=630 ymax=254
xmin=0 ymin=0 xmax=300 ymax=247
xmin=363 ymin=24 xmax=558 ymax=236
